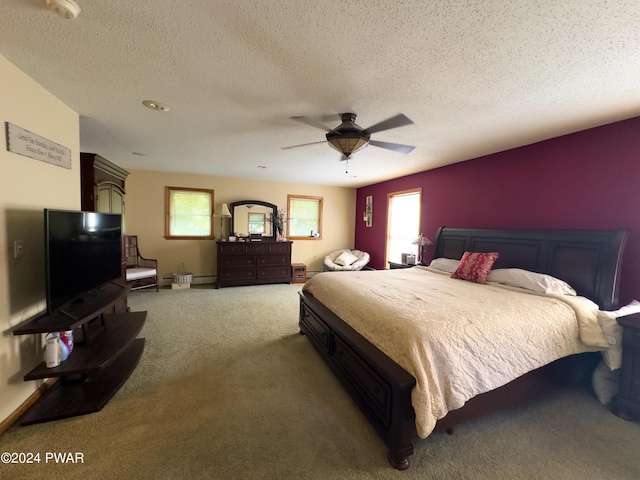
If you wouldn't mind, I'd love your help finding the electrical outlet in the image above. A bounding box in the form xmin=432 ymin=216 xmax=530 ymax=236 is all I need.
xmin=14 ymin=240 xmax=24 ymax=259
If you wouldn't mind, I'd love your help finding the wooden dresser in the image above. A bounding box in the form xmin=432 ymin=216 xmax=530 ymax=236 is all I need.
xmin=216 ymin=241 xmax=292 ymax=288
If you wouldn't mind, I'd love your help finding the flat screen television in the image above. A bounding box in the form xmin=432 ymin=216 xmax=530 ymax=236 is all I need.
xmin=44 ymin=209 xmax=123 ymax=314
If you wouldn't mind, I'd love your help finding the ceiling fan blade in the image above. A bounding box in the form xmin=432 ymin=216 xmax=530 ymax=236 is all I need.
xmin=289 ymin=116 xmax=332 ymax=132
xmin=281 ymin=140 xmax=327 ymax=150
xmin=369 ymin=140 xmax=415 ymax=154
xmin=364 ymin=114 xmax=414 ymax=134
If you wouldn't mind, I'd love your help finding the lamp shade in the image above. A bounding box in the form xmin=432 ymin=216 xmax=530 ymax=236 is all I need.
xmin=412 ymin=233 xmax=433 ymax=246
xmin=327 ymin=134 xmax=369 ymax=158
xmin=213 ymin=203 xmax=231 ymax=218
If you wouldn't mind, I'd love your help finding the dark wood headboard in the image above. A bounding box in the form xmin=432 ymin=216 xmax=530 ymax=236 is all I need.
xmin=433 ymin=227 xmax=628 ymax=310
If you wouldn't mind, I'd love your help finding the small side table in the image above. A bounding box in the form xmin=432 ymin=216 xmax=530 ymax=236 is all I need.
xmin=612 ymin=313 xmax=640 ymax=421
xmin=388 ymin=261 xmax=413 ymax=269
xmin=292 ymin=263 xmax=307 ymax=284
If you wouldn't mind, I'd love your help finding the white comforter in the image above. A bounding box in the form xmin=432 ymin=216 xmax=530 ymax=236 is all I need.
xmin=302 ymin=266 xmax=606 ymax=438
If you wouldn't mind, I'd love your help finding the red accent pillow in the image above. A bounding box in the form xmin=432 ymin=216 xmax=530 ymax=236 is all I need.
xmin=451 ymin=252 xmax=500 ymax=284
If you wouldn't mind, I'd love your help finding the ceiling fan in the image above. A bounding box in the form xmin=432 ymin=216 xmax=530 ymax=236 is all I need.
xmin=283 ymin=113 xmax=415 ymax=159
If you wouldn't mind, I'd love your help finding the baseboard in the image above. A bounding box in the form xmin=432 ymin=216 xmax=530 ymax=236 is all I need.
xmin=0 ymin=378 xmax=58 ymax=436
xmin=160 ymin=276 xmax=214 ymax=287
xmin=159 ymin=273 xmax=319 ymax=288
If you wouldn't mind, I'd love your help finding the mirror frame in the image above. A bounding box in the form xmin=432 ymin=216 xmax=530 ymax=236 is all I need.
xmin=229 ymin=200 xmax=277 ymax=241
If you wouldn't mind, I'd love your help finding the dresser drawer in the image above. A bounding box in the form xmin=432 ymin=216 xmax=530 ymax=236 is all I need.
xmin=220 ymin=256 xmax=255 ymax=268
xmin=219 ymin=267 xmax=255 ymax=281
xmin=218 ymin=243 xmax=246 ymax=255
xmin=257 ymin=266 xmax=290 ymax=279
xmin=257 ymin=255 xmax=289 ymax=266
xmin=333 ymin=335 xmax=391 ymax=428
xmin=269 ymin=243 xmax=291 ymax=255
xmin=246 ymin=243 xmax=269 ymax=255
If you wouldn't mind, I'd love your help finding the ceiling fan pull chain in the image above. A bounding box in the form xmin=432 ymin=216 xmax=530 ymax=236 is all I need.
xmin=345 ymin=159 xmax=349 ymax=174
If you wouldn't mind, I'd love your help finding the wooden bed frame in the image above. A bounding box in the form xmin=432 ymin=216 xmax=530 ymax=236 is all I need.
xmin=298 ymin=227 xmax=628 ymax=470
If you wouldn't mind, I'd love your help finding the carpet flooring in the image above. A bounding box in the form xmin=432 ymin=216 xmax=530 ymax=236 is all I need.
xmin=1 ymin=284 xmax=639 ymax=479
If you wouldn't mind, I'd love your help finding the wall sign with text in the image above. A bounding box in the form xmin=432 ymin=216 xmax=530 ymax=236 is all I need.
xmin=5 ymin=122 xmax=71 ymax=169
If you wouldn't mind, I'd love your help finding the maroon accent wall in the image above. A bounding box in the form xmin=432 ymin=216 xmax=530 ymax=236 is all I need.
xmin=355 ymin=116 xmax=640 ymax=305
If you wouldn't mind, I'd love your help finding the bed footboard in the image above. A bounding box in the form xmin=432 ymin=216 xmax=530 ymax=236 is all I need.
xmin=299 ymin=290 xmax=418 ymax=469
xmin=299 ymin=289 xmax=600 ymax=470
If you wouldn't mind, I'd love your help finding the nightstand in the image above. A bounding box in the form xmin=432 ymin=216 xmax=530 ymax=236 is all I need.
xmin=388 ymin=261 xmax=414 ymax=269
xmin=612 ymin=313 xmax=640 ymax=421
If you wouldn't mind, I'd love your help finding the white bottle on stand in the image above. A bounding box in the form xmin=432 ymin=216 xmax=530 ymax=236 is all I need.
xmin=44 ymin=332 xmax=60 ymax=368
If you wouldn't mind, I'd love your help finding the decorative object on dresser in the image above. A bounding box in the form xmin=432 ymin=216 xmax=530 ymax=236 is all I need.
xmin=213 ymin=203 xmax=232 ymax=240
xmin=216 ymin=240 xmax=292 ymax=288
xmin=269 ymin=208 xmax=288 ymax=241
xmin=411 ymin=233 xmax=433 ymax=265
xmin=125 ymin=235 xmax=159 ymax=291
xmin=612 ymin=313 xmax=640 ymax=421
xmin=299 ymin=226 xmax=628 ymax=470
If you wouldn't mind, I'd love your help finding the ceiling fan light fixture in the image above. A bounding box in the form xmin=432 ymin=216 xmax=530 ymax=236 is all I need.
xmin=325 ymin=112 xmax=370 ymax=158
xmin=287 ymin=112 xmax=414 ymax=159
xmin=326 ymin=135 xmax=369 ymax=158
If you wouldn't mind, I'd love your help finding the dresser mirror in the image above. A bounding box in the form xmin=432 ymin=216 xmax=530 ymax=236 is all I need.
xmin=229 ymin=200 xmax=277 ymax=241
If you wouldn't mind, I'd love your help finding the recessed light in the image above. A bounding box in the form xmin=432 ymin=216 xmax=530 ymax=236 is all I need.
xmin=142 ymin=100 xmax=169 ymax=112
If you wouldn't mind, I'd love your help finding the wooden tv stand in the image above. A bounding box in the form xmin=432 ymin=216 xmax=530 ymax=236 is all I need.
xmin=13 ymin=282 xmax=146 ymax=425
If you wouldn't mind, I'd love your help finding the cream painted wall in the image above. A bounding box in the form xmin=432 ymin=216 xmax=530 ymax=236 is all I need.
xmin=125 ymin=170 xmax=356 ymax=280
xmin=0 ymin=55 xmax=80 ymax=423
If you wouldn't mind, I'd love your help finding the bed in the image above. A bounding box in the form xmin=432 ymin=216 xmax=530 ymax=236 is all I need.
xmin=298 ymin=227 xmax=628 ymax=470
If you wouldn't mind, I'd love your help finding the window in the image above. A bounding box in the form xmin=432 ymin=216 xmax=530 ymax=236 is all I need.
xmin=386 ymin=188 xmax=422 ymax=266
xmin=287 ymin=195 xmax=323 ymax=240
xmin=248 ymin=213 xmax=266 ymax=234
xmin=165 ymin=187 xmax=215 ymax=239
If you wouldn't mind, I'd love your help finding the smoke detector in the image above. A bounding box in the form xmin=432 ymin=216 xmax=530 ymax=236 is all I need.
xmin=45 ymin=0 xmax=81 ymax=19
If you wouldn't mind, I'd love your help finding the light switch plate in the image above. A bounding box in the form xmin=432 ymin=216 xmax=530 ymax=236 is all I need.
xmin=14 ymin=240 xmax=24 ymax=258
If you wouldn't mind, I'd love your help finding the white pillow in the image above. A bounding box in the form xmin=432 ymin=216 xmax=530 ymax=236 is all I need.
xmin=597 ymin=300 xmax=640 ymax=370
xmin=428 ymin=257 xmax=460 ymax=273
xmin=487 ymin=268 xmax=577 ymax=296
xmin=334 ymin=250 xmax=359 ymax=267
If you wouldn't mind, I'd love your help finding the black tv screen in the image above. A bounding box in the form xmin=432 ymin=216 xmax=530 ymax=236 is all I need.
xmin=44 ymin=209 xmax=122 ymax=314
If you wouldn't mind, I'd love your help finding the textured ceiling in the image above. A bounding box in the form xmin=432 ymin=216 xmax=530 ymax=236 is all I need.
xmin=2 ymin=1 xmax=639 ymax=187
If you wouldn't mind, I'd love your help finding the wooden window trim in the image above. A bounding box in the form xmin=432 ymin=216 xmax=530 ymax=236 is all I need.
xmin=287 ymin=194 xmax=323 ymax=240
xmin=165 ymin=186 xmax=215 ymax=240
